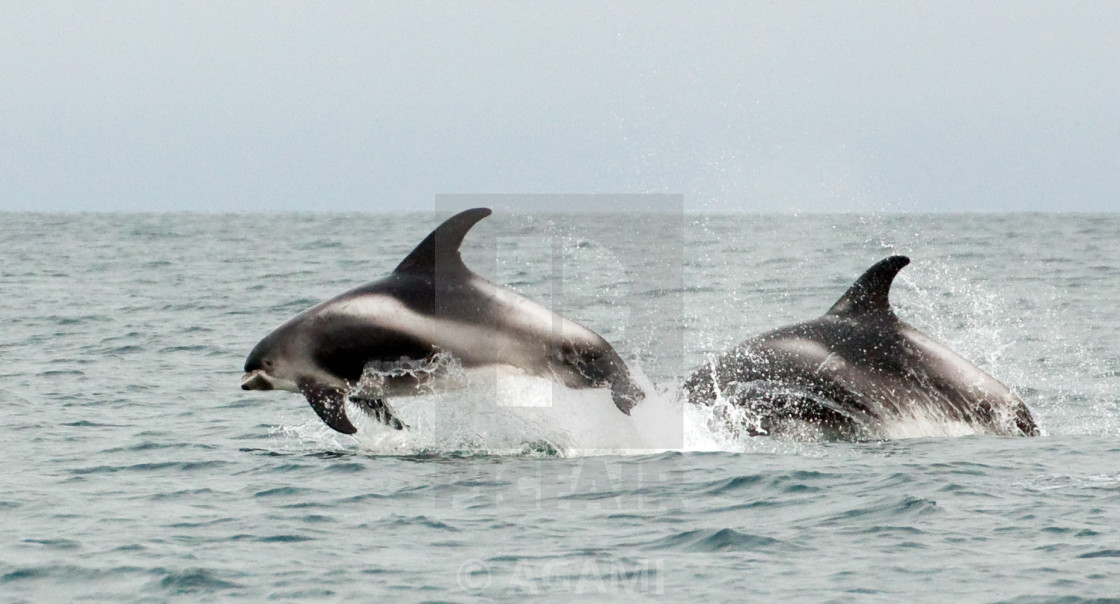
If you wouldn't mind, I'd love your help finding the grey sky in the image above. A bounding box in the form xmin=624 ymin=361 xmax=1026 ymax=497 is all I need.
xmin=1 ymin=1 xmax=1117 ymax=212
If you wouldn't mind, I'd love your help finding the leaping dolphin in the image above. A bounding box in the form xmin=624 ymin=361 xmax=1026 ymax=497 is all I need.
xmin=682 ymin=256 xmax=1038 ymax=438
xmin=241 ymin=208 xmax=644 ymax=434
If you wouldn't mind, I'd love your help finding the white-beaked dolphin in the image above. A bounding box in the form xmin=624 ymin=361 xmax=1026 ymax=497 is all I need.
xmin=242 ymin=208 xmax=643 ymax=434
xmin=683 ymin=256 xmax=1038 ymax=438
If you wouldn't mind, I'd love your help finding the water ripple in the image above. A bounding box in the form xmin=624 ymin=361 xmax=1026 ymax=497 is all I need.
xmin=152 ymin=568 xmax=245 ymax=595
xmin=645 ymin=528 xmax=793 ymax=553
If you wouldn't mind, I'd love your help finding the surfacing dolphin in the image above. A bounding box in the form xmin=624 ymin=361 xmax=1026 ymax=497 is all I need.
xmin=682 ymin=256 xmax=1038 ymax=438
xmin=241 ymin=208 xmax=644 ymax=434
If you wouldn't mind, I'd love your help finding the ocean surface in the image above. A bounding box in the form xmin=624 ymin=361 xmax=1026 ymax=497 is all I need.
xmin=2 ymin=211 xmax=1119 ymax=602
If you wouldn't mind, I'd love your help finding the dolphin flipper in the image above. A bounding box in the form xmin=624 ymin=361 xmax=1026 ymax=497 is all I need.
xmin=297 ymin=383 xmax=408 ymax=434
xmin=299 ymin=383 xmax=358 ymax=434
xmin=348 ymin=395 xmax=408 ymax=430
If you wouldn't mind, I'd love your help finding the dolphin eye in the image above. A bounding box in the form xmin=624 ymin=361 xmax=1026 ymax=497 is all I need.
xmin=263 ymin=359 xmax=274 ymax=369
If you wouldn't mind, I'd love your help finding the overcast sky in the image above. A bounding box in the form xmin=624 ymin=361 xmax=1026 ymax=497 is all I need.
xmin=1 ymin=1 xmax=1117 ymax=212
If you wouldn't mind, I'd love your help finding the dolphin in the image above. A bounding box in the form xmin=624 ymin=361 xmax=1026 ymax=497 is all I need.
xmin=241 ymin=208 xmax=644 ymax=434
xmin=682 ymin=256 xmax=1038 ymax=438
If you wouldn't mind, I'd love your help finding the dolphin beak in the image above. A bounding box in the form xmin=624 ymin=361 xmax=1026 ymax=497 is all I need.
xmin=241 ymin=370 xmax=272 ymax=391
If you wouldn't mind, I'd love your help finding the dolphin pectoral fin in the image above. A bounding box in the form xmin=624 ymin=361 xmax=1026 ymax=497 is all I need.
xmin=348 ymin=395 xmax=408 ymax=430
xmin=299 ymin=384 xmax=358 ymax=434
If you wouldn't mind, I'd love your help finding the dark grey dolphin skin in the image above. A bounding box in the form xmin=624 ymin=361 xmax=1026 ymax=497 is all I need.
xmin=242 ymin=208 xmax=644 ymax=434
xmin=682 ymin=256 xmax=1038 ymax=438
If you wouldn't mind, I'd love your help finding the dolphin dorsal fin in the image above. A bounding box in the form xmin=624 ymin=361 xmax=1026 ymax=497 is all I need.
xmin=825 ymin=256 xmax=910 ymax=317
xmin=393 ymin=208 xmax=492 ymax=275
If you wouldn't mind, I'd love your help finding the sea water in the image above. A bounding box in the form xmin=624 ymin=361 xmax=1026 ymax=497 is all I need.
xmin=1 ymin=212 xmax=1118 ymax=602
